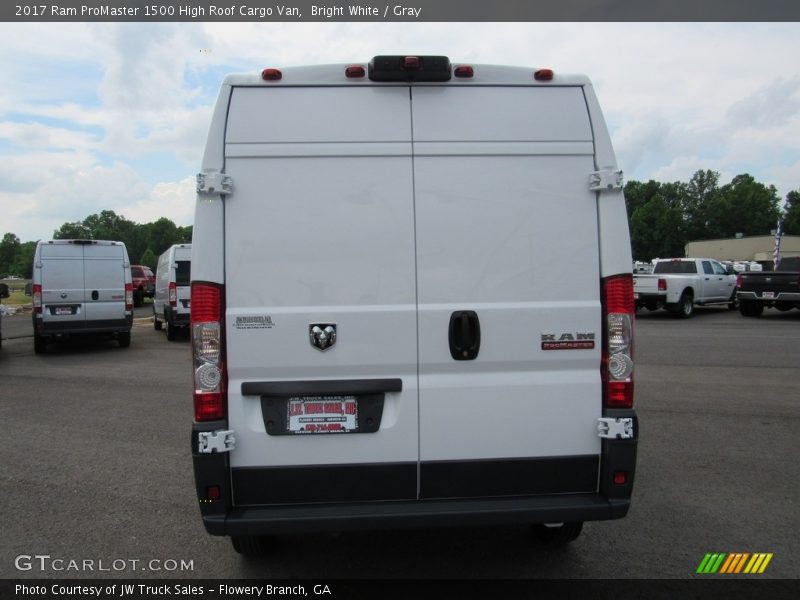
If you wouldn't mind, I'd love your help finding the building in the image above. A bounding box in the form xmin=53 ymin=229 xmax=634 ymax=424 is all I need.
xmin=685 ymin=234 xmax=800 ymax=264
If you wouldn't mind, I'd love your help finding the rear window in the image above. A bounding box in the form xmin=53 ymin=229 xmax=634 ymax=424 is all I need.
xmin=653 ymin=261 xmax=697 ymax=274
xmin=131 ymin=266 xmax=143 ymax=277
xmin=176 ymin=261 xmax=191 ymax=285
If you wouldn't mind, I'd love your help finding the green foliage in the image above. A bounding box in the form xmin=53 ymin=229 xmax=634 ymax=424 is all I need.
xmin=139 ymin=248 xmax=158 ymax=271
xmin=49 ymin=211 xmax=189 ymax=264
xmin=783 ymin=190 xmax=800 ymax=235
xmin=0 ymin=233 xmax=21 ymax=275
xmin=626 ymin=170 xmax=787 ymax=261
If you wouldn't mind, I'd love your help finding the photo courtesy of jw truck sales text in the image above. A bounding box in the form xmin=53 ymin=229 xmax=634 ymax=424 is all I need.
xmin=189 ymin=55 xmax=637 ymax=555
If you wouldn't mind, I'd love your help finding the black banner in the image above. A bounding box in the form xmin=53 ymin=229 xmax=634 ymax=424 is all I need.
xmin=3 ymin=0 xmax=800 ymax=22
xmin=3 ymin=580 xmax=800 ymax=600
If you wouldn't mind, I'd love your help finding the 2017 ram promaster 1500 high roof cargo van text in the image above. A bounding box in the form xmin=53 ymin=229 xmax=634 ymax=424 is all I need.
xmin=189 ymin=56 xmax=638 ymax=555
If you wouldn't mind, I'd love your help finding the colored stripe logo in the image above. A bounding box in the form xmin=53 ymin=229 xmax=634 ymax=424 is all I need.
xmin=696 ymin=553 xmax=773 ymax=574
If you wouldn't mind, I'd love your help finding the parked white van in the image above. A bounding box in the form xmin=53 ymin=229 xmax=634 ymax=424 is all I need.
xmin=190 ymin=56 xmax=638 ymax=555
xmin=153 ymin=243 xmax=191 ymax=341
xmin=32 ymin=239 xmax=133 ymax=353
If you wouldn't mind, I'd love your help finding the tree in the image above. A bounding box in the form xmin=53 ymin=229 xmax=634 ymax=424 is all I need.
xmin=783 ymin=190 xmax=800 ymax=235
xmin=12 ymin=241 xmax=36 ymax=278
xmin=53 ymin=221 xmax=92 ymax=239
xmin=629 ymin=195 xmax=685 ymax=261
xmin=706 ymin=174 xmax=781 ymax=238
xmin=0 ymin=233 xmax=21 ymax=275
xmin=144 ymin=217 xmax=179 ymax=256
xmin=683 ymin=170 xmax=720 ymax=241
xmin=139 ymin=248 xmax=157 ymax=271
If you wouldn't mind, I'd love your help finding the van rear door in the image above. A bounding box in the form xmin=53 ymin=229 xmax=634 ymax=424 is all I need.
xmin=83 ymin=243 xmax=128 ymax=326
xmin=223 ymin=87 xmax=419 ymax=505
xmin=39 ymin=242 xmax=86 ymax=329
xmin=412 ymin=86 xmax=603 ymax=498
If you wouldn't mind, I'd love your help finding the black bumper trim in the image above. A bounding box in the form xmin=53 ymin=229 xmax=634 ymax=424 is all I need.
xmin=203 ymin=494 xmax=630 ymax=536
xmin=241 ymin=378 xmax=403 ymax=397
xmin=421 ymin=455 xmax=599 ymax=499
xmin=232 ymin=462 xmax=417 ymax=505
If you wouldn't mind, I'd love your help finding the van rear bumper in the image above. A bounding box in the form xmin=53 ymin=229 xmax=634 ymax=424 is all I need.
xmin=201 ymin=494 xmax=630 ymax=536
xmin=35 ymin=316 xmax=132 ymax=335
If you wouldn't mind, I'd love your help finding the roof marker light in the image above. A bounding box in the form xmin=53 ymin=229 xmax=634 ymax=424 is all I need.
xmin=534 ymin=68 xmax=554 ymax=81
xmin=345 ymin=65 xmax=365 ymax=78
xmin=404 ymin=56 xmax=420 ymax=69
xmin=454 ymin=65 xmax=474 ymax=78
xmin=261 ymin=68 xmax=282 ymax=81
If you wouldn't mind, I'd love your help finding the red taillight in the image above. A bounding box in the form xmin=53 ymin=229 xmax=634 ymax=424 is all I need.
xmin=658 ymin=278 xmax=667 ymax=292
xmin=736 ymin=274 xmax=743 ymax=289
xmin=534 ymin=68 xmax=554 ymax=81
xmin=345 ymin=65 xmax=365 ymax=78
xmin=261 ymin=68 xmax=282 ymax=81
xmin=614 ymin=471 xmax=627 ymax=486
xmin=169 ymin=282 xmax=177 ymax=307
xmin=191 ymin=282 xmax=226 ymax=421
xmin=602 ymin=274 xmax=634 ymax=409
xmin=33 ymin=284 xmax=42 ymax=314
xmin=404 ymin=56 xmax=420 ymax=69
xmin=125 ymin=283 xmax=133 ymax=311
xmin=454 ymin=65 xmax=474 ymax=78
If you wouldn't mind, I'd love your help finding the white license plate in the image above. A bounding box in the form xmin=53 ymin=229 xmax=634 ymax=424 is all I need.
xmin=55 ymin=307 xmax=72 ymax=315
xmin=762 ymin=291 xmax=775 ymax=299
xmin=287 ymin=396 xmax=358 ymax=434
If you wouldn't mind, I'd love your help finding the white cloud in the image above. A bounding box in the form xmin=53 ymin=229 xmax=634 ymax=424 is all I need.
xmin=1 ymin=21 xmax=799 ymax=241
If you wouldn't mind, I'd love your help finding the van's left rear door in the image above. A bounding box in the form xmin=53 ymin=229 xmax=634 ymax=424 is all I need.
xmin=39 ymin=242 xmax=86 ymax=331
xmin=222 ymin=86 xmax=419 ymax=506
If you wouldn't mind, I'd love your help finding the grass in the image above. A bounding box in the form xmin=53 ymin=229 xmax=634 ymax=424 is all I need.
xmin=1 ymin=279 xmax=31 ymax=306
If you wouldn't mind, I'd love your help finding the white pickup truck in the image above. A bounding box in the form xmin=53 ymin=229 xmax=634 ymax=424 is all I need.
xmin=633 ymin=258 xmax=738 ymax=317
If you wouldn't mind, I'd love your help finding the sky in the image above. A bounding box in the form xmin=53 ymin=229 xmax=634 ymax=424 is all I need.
xmin=0 ymin=21 xmax=799 ymax=244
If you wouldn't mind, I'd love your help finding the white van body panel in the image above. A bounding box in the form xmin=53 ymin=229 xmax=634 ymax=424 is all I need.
xmin=154 ymin=244 xmax=192 ymax=337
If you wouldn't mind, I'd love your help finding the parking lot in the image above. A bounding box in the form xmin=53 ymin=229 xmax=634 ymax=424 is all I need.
xmin=0 ymin=306 xmax=798 ymax=579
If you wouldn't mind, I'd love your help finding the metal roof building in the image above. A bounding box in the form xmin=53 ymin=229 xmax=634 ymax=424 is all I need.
xmin=685 ymin=234 xmax=800 ymax=262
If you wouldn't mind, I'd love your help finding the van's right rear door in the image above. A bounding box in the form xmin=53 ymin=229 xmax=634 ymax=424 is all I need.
xmin=412 ymin=86 xmax=604 ymax=499
xmin=222 ymin=86 xmax=420 ymax=506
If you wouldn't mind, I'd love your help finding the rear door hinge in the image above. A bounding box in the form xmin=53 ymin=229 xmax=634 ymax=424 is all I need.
xmin=589 ymin=169 xmax=624 ymax=192
xmin=597 ymin=417 xmax=634 ymax=439
xmin=198 ymin=429 xmax=236 ymax=453
xmin=197 ymin=171 xmax=233 ymax=197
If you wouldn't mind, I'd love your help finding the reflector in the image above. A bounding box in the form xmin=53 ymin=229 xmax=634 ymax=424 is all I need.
xmin=261 ymin=68 xmax=282 ymax=81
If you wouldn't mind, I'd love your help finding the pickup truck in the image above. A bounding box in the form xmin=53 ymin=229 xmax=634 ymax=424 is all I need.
xmin=130 ymin=264 xmax=155 ymax=308
xmin=633 ymin=258 xmax=738 ymax=318
xmin=736 ymin=270 xmax=800 ymax=316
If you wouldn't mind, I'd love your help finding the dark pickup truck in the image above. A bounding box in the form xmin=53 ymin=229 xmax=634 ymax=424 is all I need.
xmin=737 ymin=271 xmax=800 ymax=316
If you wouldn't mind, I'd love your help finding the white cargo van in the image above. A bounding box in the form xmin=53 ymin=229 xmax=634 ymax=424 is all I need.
xmin=32 ymin=240 xmax=133 ymax=353
xmin=153 ymin=243 xmax=191 ymax=341
xmin=190 ymin=56 xmax=637 ymax=555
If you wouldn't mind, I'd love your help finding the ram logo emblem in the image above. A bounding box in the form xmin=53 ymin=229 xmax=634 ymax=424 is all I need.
xmin=309 ymin=324 xmax=337 ymax=351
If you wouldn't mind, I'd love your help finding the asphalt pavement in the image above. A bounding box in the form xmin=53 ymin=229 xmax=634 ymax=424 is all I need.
xmin=0 ymin=305 xmax=798 ymax=579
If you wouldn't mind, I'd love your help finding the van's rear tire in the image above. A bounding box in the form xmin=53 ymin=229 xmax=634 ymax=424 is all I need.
xmin=33 ymin=333 xmax=46 ymax=354
xmin=231 ymin=535 xmax=270 ymax=557
xmin=118 ymin=331 xmax=131 ymax=348
xmin=166 ymin=321 xmax=177 ymax=341
xmin=532 ymin=522 xmax=583 ymax=545
xmin=154 ymin=312 xmax=162 ymax=330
